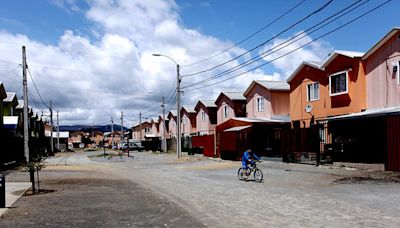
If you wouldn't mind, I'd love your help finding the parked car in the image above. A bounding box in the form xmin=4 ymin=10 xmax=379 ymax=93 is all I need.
xmin=129 ymin=142 xmax=144 ymax=151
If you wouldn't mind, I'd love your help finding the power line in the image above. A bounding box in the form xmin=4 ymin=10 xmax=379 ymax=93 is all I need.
xmin=27 ymin=66 xmax=50 ymax=109
xmin=182 ymin=0 xmax=368 ymax=89
xmin=181 ymin=0 xmax=333 ymax=77
xmin=181 ymin=0 xmax=307 ymax=67
xmin=183 ymin=0 xmax=392 ymax=92
xmin=27 ymin=88 xmax=45 ymax=112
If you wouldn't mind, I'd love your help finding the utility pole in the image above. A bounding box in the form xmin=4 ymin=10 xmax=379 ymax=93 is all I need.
xmin=22 ymin=46 xmax=29 ymax=162
xmin=139 ymin=112 xmax=142 ymax=141
xmin=151 ymin=53 xmax=181 ymax=158
xmin=176 ymin=64 xmax=182 ymax=158
xmin=121 ymin=111 xmax=124 ymax=147
xmin=111 ymin=116 xmax=114 ymax=149
xmin=162 ymin=96 xmax=167 ymax=152
xmin=56 ymin=110 xmax=60 ymax=150
xmin=49 ymin=100 xmax=54 ymax=153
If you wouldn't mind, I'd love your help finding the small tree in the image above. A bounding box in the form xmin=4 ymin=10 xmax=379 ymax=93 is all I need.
xmin=23 ymin=155 xmax=46 ymax=194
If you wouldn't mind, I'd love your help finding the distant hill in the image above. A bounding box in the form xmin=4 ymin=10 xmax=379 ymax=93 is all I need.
xmin=59 ymin=124 xmax=128 ymax=133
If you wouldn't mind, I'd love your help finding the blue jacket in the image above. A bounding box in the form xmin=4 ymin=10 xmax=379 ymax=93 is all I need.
xmin=242 ymin=151 xmax=260 ymax=162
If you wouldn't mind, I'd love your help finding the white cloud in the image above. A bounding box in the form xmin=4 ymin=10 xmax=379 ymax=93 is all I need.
xmin=260 ymin=31 xmax=334 ymax=78
xmin=0 ymin=1 xmax=334 ymax=126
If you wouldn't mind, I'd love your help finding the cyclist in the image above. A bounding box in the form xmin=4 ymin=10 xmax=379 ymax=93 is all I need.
xmin=241 ymin=149 xmax=260 ymax=178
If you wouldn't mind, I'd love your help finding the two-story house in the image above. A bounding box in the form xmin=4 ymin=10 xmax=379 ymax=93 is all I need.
xmin=215 ymin=92 xmax=246 ymax=125
xmin=216 ymin=82 xmax=290 ymax=160
xmin=194 ymin=100 xmax=217 ymax=136
xmin=167 ymin=110 xmax=177 ymax=138
xmin=180 ymin=106 xmax=196 ymax=136
xmin=191 ymin=100 xmax=218 ymax=157
xmin=287 ymin=50 xmax=365 ymax=164
xmin=150 ymin=117 xmax=160 ymax=138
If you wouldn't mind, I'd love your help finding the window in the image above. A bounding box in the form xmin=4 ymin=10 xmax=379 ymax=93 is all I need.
xmin=307 ymin=82 xmax=320 ymax=101
xmin=224 ymin=106 xmax=229 ymax=118
xmin=145 ymin=127 xmax=150 ymax=133
xmin=201 ymin=110 xmax=206 ymax=122
xmin=397 ymin=61 xmax=400 ymax=84
xmin=329 ymin=71 xmax=348 ymax=96
xmin=256 ymin=97 xmax=264 ymax=112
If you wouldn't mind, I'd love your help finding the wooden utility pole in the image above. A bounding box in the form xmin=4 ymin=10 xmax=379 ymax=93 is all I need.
xmin=162 ymin=96 xmax=167 ymax=152
xmin=49 ymin=100 xmax=54 ymax=153
xmin=22 ymin=46 xmax=29 ymax=162
xmin=56 ymin=110 xmax=60 ymax=150
xmin=121 ymin=111 xmax=124 ymax=147
xmin=139 ymin=112 xmax=142 ymax=141
xmin=111 ymin=116 xmax=114 ymax=149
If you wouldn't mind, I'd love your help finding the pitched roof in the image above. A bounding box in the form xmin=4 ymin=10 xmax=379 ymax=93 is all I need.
xmin=222 ymin=92 xmax=245 ymax=100
xmin=151 ymin=117 xmax=159 ymax=123
xmin=244 ymin=80 xmax=289 ymax=96
xmin=286 ymin=61 xmax=322 ymax=83
xmin=168 ymin=110 xmax=177 ymax=117
xmin=181 ymin=105 xmax=196 ymax=113
xmin=16 ymin=99 xmax=24 ymax=109
xmin=320 ymin=50 xmax=364 ymax=69
xmin=200 ymin=100 xmax=217 ymax=107
xmin=362 ymin=27 xmax=400 ymax=60
xmin=0 ymin=82 xmax=6 ymax=99
xmin=3 ymin=92 xmax=16 ymax=103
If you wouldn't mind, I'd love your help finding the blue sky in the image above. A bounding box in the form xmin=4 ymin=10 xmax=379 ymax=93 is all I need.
xmin=0 ymin=0 xmax=398 ymax=125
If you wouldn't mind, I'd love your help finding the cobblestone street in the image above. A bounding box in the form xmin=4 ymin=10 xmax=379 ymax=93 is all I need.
xmin=1 ymin=151 xmax=400 ymax=227
xmin=96 ymin=151 xmax=400 ymax=228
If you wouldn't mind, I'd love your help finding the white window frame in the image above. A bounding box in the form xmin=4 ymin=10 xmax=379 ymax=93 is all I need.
xmin=329 ymin=70 xmax=349 ymax=96
xmin=223 ymin=105 xmax=229 ymax=118
xmin=145 ymin=127 xmax=150 ymax=133
xmin=201 ymin=110 xmax=206 ymax=122
xmin=397 ymin=61 xmax=400 ymax=85
xmin=256 ymin=97 xmax=264 ymax=112
xmin=307 ymin=82 xmax=320 ymax=102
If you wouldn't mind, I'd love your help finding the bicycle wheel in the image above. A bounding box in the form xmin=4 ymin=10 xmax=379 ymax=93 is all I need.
xmin=254 ymin=169 xmax=263 ymax=182
xmin=237 ymin=168 xmax=248 ymax=181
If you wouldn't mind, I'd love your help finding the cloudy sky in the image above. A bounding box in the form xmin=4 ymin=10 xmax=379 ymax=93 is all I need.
xmin=0 ymin=0 xmax=397 ymax=126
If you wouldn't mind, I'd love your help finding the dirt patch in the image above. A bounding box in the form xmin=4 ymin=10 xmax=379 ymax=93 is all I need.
xmin=24 ymin=189 xmax=56 ymax=196
xmin=180 ymin=162 xmax=238 ymax=170
xmin=334 ymin=175 xmax=400 ymax=184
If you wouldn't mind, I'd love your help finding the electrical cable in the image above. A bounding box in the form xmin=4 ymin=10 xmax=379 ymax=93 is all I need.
xmin=181 ymin=0 xmax=307 ymax=67
xmin=183 ymin=0 xmax=392 ymax=92
xmin=27 ymin=66 xmax=50 ymax=109
xmin=181 ymin=0 xmax=333 ymax=77
xmin=182 ymin=0 xmax=368 ymax=89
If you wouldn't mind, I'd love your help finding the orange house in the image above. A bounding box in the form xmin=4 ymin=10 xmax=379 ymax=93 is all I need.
xmin=288 ymin=51 xmax=366 ymax=128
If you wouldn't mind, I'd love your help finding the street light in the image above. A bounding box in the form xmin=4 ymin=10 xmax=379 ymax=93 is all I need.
xmin=152 ymin=53 xmax=182 ymax=158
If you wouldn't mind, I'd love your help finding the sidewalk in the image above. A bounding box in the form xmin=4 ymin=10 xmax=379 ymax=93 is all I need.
xmin=0 ymin=182 xmax=31 ymax=217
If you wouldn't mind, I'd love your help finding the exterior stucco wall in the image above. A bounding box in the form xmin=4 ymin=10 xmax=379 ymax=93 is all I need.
xmin=246 ymin=84 xmax=289 ymax=118
xmin=290 ymin=56 xmax=366 ymax=127
xmin=365 ymin=32 xmax=400 ymax=108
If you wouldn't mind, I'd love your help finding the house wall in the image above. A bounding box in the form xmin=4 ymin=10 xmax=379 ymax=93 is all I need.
xmin=365 ymin=31 xmax=400 ymax=109
xmin=158 ymin=118 xmax=169 ymax=139
xmin=139 ymin=122 xmax=152 ymax=140
xmin=151 ymin=123 xmax=160 ymax=137
xmin=246 ymin=84 xmax=289 ymax=118
xmin=181 ymin=112 xmax=197 ymax=136
xmin=290 ymin=56 xmax=366 ymax=127
xmin=196 ymin=107 xmax=216 ymax=135
xmin=217 ymin=100 xmax=235 ymax=124
xmin=168 ymin=117 xmax=177 ymax=138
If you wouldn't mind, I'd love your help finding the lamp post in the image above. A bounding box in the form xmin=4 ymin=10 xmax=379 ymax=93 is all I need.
xmin=152 ymin=53 xmax=181 ymax=158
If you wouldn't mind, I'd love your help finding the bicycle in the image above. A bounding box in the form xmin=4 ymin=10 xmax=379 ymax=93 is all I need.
xmin=237 ymin=161 xmax=263 ymax=182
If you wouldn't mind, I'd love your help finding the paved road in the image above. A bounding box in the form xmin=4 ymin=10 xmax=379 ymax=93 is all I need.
xmin=94 ymin=152 xmax=400 ymax=228
xmin=0 ymin=151 xmax=206 ymax=227
xmin=1 ymin=151 xmax=400 ymax=227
